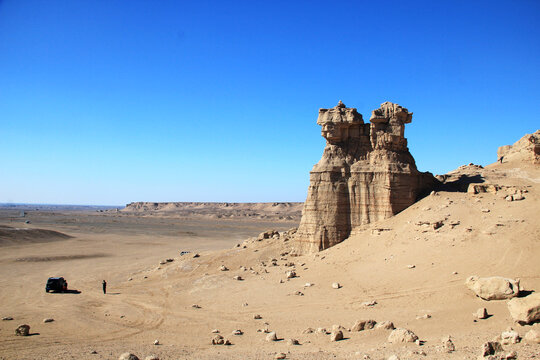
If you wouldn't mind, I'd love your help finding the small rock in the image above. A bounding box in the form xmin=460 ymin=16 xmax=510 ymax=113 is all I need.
xmin=362 ymin=300 xmax=377 ymax=307
xmin=192 ymin=304 xmax=201 ymax=309
xmin=144 ymin=356 xmax=159 ymax=360
xmin=387 ymin=355 xmax=400 ymax=360
xmin=503 ymin=351 xmax=518 ymax=360
xmin=316 ymin=327 xmax=328 ymax=334
xmin=43 ymin=318 xmax=54 ymax=323
xmin=524 ymin=329 xmax=540 ymax=343
xmin=90 ymin=350 xmax=98 ymax=354
xmin=220 ymin=265 xmax=229 ymax=271
xmin=331 ymin=282 xmax=341 ymax=289
xmin=304 ymin=282 xmax=313 ymax=287
xmin=302 ymin=327 xmax=315 ymax=334
xmin=501 ymin=328 xmax=521 ymax=344
xmin=481 ymin=208 xmax=491 ymax=213
xmin=275 ymin=353 xmax=287 ymax=359
xmin=388 ymin=328 xmax=418 ymax=343
xmin=211 ymin=334 xmax=224 ymax=345
xmin=233 ymin=275 xmax=243 ymax=281
xmin=211 ymin=329 xmax=220 ymax=333
xmin=15 ymin=324 xmax=30 ymax=336
xmin=193 ymin=253 xmax=200 ymax=258
xmin=118 ymin=353 xmax=139 ymax=360
xmin=442 ymin=336 xmax=455 ymax=352
xmin=465 ymin=276 xmax=520 ymax=300
xmin=2 ymin=317 xmax=13 ymax=321
xmin=254 ymin=314 xmax=262 ymax=319
xmin=224 ymin=339 xmax=232 ymax=345
xmin=375 ymin=321 xmax=395 ymax=330
xmin=416 ymin=314 xmax=431 ymax=320
xmin=286 ymin=270 xmax=296 ymax=279
xmin=232 ymin=329 xmax=243 ymax=335
xmin=286 ymin=338 xmax=299 ymax=345
xmin=153 ymin=339 xmax=160 ymax=345
xmin=293 ymin=290 xmax=304 ymax=296
xmin=330 ymin=330 xmax=343 ymax=341
xmin=351 ymin=320 xmax=377 ymax=331
xmin=475 ymin=307 xmax=488 ymax=319
xmin=266 ymin=331 xmax=278 ymax=341
xmin=407 ymin=264 xmax=416 ymax=269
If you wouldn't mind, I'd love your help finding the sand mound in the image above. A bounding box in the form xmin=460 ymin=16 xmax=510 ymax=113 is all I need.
xmin=0 ymin=225 xmax=72 ymax=246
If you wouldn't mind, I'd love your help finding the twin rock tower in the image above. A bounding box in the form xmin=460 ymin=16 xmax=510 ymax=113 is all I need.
xmin=294 ymin=101 xmax=436 ymax=253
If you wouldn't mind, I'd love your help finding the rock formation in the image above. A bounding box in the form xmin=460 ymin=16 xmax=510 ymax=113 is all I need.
xmin=294 ymin=101 xmax=436 ymax=253
xmin=497 ymin=130 xmax=540 ymax=164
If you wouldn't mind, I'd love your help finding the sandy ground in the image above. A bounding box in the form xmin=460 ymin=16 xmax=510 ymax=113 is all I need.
xmin=0 ymin=159 xmax=539 ymax=360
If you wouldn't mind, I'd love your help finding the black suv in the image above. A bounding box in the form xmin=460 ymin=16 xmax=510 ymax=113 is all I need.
xmin=46 ymin=277 xmax=68 ymax=293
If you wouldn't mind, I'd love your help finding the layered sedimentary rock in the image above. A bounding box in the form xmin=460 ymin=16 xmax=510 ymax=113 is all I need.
xmin=497 ymin=130 xmax=540 ymax=164
xmin=294 ymin=101 xmax=436 ymax=253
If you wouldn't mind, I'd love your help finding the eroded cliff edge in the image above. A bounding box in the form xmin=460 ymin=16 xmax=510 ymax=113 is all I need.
xmin=294 ymin=101 xmax=437 ymax=253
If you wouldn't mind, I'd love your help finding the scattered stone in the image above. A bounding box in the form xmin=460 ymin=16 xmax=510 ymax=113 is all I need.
xmin=304 ymin=282 xmax=313 ymax=287
xmin=193 ymin=253 xmax=200 ymax=258
xmin=266 ymin=331 xmax=278 ymax=341
xmin=501 ymin=328 xmax=521 ymax=344
xmin=416 ymin=314 xmax=431 ymax=320
xmin=118 ymin=353 xmax=139 ymax=360
xmin=302 ymin=327 xmax=315 ymax=334
xmin=275 ymin=353 xmax=287 ymax=359
xmin=362 ymin=300 xmax=377 ymax=307
xmin=524 ymin=329 xmax=540 ymax=343
xmin=465 ymin=276 xmax=520 ymax=300
xmin=316 ymin=327 xmax=328 ymax=334
xmin=153 ymin=339 xmax=160 ymax=345
xmin=388 ymin=328 xmax=419 ymax=343
xmin=375 ymin=321 xmax=395 ymax=330
xmin=330 ymin=330 xmax=343 ymax=341
xmin=15 ymin=324 xmax=30 ymax=336
xmin=211 ymin=329 xmax=220 ymax=333
xmin=507 ymin=293 xmax=540 ymax=324
xmin=503 ymin=351 xmax=518 ymax=359
xmin=351 ymin=320 xmax=377 ymax=331
xmin=407 ymin=264 xmax=416 ymax=269
xmin=219 ymin=265 xmax=228 ymax=271
xmin=254 ymin=314 xmax=262 ymax=319
xmin=293 ymin=290 xmax=304 ymax=296
xmin=475 ymin=307 xmax=489 ymax=319
xmin=387 ymin=355 xmax=400 ymax=360
xmin=286 ymin=338 xmax=299 ymax=345
xmin=144 ymin=356 xmax=159 ymax=360
xmin=233 ymin=275 xmax=243 ymax=281
xmin=2 ymin=317 xmax=13 ymax=321
xmin=192 ymin=304 xmax=201 ymax=309
xmin=90 ymin=350 xmax=98 ymax=354
xmin=481 ymin=208 xmax=491 ymax=213
xmin=211 ymin=334 xmax=225 ymax=345
xmin=43 ymin=318 xmax=54 ymax=323
xmin=481 ymin=341 xmax=503 ymax=357
xmin=224 ymin=339 xmax=232 ymax=345
xmin=442 ymin=336 xmax=455 ymax=352
xmin=332 ymin=282 xmax=341 ymax=289
xmin=232 ymin=329 xmax=243 ymax=335
xmin=286 ymin=270 xmax=296 ymax=279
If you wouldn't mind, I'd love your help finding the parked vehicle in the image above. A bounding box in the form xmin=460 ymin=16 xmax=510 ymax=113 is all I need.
xmin=46 ymin=277 xmax=68 ymax=293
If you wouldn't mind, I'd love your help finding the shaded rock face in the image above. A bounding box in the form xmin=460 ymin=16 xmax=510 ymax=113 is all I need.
xmin=295 ymin=101 xmax=436 ymax=253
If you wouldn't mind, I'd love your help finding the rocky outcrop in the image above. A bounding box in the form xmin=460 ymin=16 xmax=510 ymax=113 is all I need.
xmin=294 ymin=101 xmax=436 ymax=252
xmin=498 ymin=130 xmax=540 ymax=164
xmin=465 ymin=276 xmax=520 ymax=301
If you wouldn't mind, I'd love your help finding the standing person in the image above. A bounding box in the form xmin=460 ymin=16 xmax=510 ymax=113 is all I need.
xmin=102 ymin=280 xmax=107 ymax=294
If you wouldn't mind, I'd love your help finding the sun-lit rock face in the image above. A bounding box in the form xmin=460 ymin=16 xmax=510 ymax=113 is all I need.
xmin=294 ymin=101 xmax=436 ymax=253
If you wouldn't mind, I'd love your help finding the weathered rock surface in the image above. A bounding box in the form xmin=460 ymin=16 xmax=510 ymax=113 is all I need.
xmin=351 ymin=319 xmax=376 ymax=331
xmin=118 ymin=353 xmax=139 ymax=360
xmin=465 ymin=276 xmax=520 ymax=300
xmin=524 ymin=329 xmax=540 ymax=343
xmin=507 ymin=293 xmax=540 ymax=324
xmin=295 ymin=101 xmax=436 ymax=252
xmin=330 ymin=330 xmax=343 ymax=341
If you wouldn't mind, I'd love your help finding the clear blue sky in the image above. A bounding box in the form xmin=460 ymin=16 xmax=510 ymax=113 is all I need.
xmin=1 ymin=0 xmax=539 ymax=205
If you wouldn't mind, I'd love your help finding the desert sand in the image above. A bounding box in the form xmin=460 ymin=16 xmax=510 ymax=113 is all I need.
xmin=1 ymin=135 xmax=540 ymax=359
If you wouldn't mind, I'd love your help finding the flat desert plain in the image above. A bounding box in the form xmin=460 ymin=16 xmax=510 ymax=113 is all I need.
xmin=0 ymin=160 xmax=539 ymax=359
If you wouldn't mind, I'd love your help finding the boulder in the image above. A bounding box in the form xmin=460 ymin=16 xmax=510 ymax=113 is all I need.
xmin=294 ymin=101 xmax=437 ymax=253
xmin=465 ymin=276 xmax=520 ymax=300
xmin=330 ymin=330 xmax=343 ymax=341
xmin=118 ymin=354 xmax=139 ymax=360
xmin=387 ymin=328 xmax=418 ymax=343
xmin=375 ymin=321 xmax=394 ymax=330
xmin=507 ymin=293 xmax=540 ymax=324
xmin=15 ymin=324 xmax=30 ymax=336
xmin=524 ymin=329 xmax=540 ymax=343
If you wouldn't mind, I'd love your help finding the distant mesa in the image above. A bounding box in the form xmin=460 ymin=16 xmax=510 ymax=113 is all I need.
xmin=294 ymin=101 xmax=437 ymax=253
